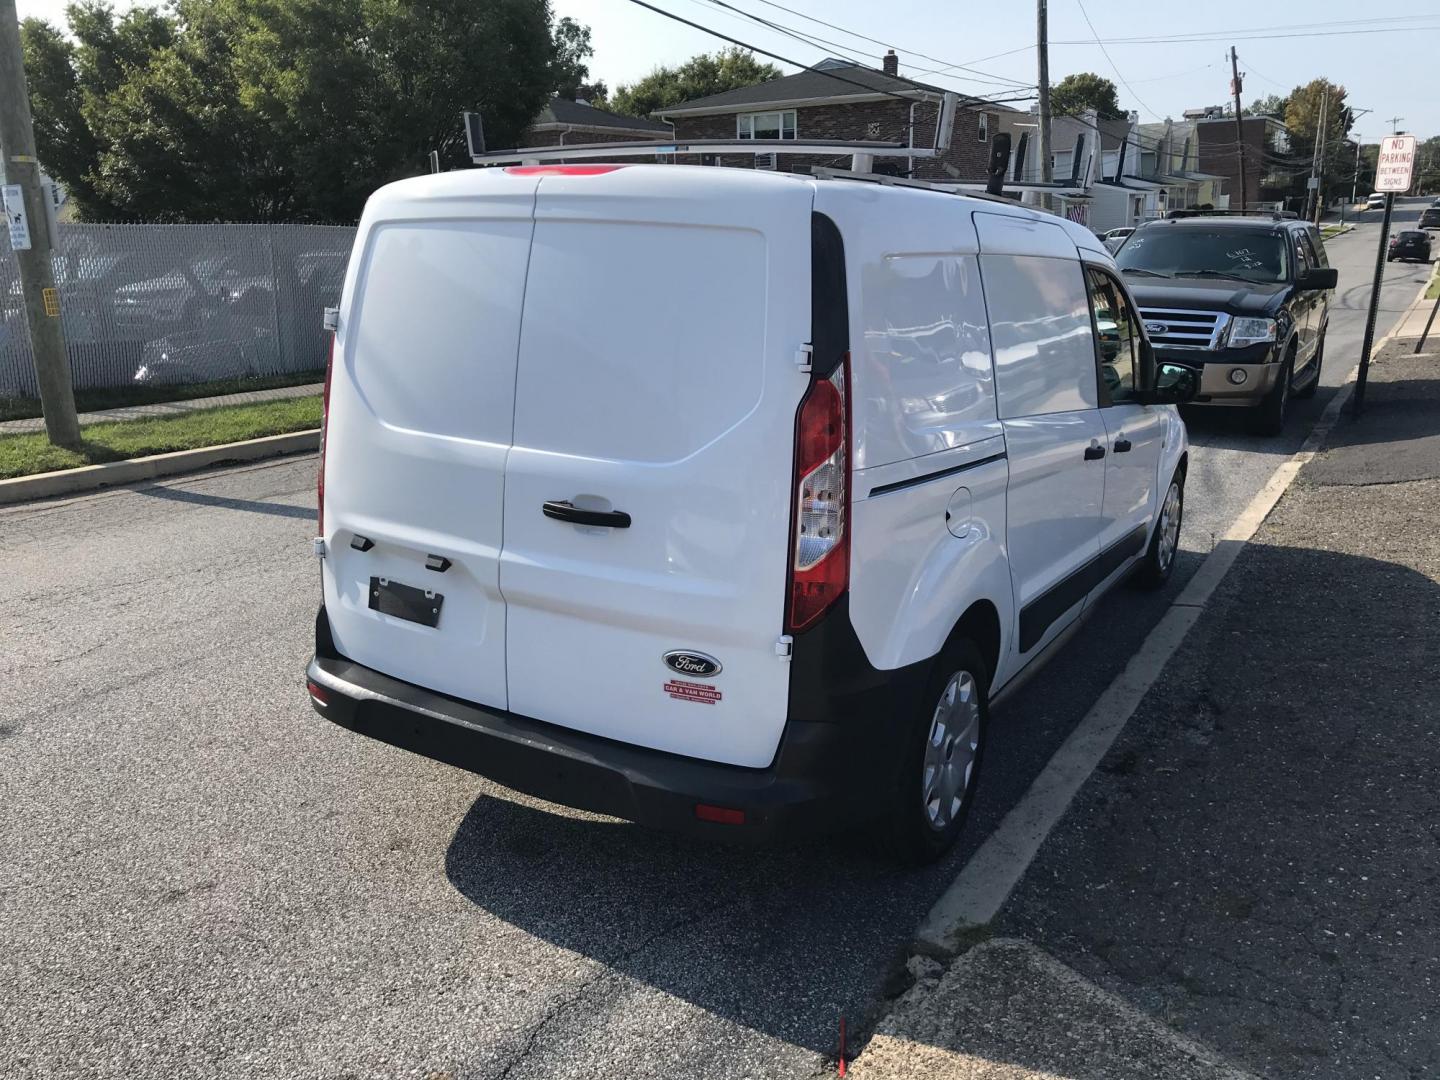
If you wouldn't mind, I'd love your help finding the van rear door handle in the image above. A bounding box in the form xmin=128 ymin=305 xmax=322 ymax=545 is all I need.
xmin=542 ymin=500 xmax=632 ymax=528
xmin=1113 ymin=438 xmax=1132 ymax=453
xmin=1084 ymin=445 xmax=1106 ymax=461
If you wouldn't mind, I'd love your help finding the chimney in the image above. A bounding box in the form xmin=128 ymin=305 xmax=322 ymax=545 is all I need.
xmin=883 ymin=50 xmax=898 ymax=77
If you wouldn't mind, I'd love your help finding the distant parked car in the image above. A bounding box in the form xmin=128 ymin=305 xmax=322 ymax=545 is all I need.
xmin=1419 ymin=207 xmax=1440 ymax=230
xmin=1388 ymin=230 xmax=1431 ymax=262
xmin=1366 ymin=193 xmax=1387 ymax=210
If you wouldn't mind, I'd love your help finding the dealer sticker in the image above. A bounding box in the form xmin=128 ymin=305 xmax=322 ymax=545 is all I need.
xmin=664 ymin=679 xmax=722 ymax=705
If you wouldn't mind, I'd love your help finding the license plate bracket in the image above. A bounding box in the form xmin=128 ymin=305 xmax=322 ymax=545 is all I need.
xmin=369 ymin=576 xmax=443 ymax=628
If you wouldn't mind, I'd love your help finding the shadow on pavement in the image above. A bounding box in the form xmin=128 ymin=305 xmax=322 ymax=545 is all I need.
xmin=133 ymin=483 xmax=316 ymax=520
xmin=1000 ymin=532 xmax=1440 ymax=1080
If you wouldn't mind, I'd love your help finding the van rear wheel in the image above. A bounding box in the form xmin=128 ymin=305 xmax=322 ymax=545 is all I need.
xmin=887 ymin=640 xmax=988 ymax=865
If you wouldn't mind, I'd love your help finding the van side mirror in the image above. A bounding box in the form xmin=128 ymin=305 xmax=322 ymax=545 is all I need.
xmin=1297 ymin=266 xmax=1338 ymax=291
xmin=1135 ymin=361 xmax=1199 ymax=405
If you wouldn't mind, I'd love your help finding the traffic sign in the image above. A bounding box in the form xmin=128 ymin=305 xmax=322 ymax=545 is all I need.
xmin=1375 ymin=134 xmax=1417 ymax=193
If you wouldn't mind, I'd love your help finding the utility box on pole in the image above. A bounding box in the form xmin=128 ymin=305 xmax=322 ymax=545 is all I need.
xmin=0 ymin=0 xmax=79 ymax=447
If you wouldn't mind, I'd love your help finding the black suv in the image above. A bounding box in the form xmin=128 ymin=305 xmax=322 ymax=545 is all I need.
xmin=1114 ymin=214 xmax=1338 ymax=434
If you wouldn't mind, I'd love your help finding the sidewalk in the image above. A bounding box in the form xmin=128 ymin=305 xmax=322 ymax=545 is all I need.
xmin=851 ymin=336 xmax=1440 ymax=1079
xmin=0 ymin=382 xmax=322 ymax=436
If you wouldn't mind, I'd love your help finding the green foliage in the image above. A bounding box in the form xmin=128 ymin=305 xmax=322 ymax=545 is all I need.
xmin=1049 ymin=72 xmax=1124 ymax=121
xmin=551 ymin=16 xmax=604 ymax=103
xmin=1246 ymin=93 xmax=1288 ymax=118
xmin=1284 ymin=79 xmax=1350 ymax=158
xmin=22 ymin=0 xmax=570 ymax=222
xmin=609 ymin=48 xmax=781 ymax=118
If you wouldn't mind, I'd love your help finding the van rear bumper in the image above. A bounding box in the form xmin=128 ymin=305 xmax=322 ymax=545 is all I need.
xmin=306 ymin=654 xmax=888 ymax=841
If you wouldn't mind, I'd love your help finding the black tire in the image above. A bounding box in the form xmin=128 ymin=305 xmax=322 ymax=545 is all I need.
xmin=1251 ymin=346 xmax=1295 ymax=436
xmin=1295 ymin=330 xmax=1324 ymax=400
xmin=886 ymin=639 xmax=989 ymax=865
xmin=1132 ymin=466 xmax=1185 ymax=590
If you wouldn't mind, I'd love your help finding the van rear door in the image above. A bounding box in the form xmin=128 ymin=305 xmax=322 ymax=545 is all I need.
xmin=321 ymin=171 xmax=540 ymax=710
xmin=500 ymin=169 xmax=813 ymax=768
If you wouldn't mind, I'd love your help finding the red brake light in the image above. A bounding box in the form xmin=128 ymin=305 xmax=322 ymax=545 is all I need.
xmin=306 ymin=679 xmax=330 ymax=706
xmin=503 ymin=165 xmax=628 ymax=176
xmin=695 ymin=804 xmax=746 ymax=825
xmin=786 ymin=356 xmax=851 ymax=633
xmin=318 ymin=333 xmax=334 ymax=535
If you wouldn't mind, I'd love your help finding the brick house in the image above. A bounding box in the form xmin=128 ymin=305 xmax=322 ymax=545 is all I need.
xmin=521 ymin=96 xmax=673 ymax=151
xmin=653 ymin=54 xmax=1014 ymax=180
xmin=1191 ymin=109 xmax=1293 ymax=209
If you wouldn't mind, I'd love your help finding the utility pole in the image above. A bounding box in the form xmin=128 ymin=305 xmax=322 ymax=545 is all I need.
xmin=0 ymin=0 xmax=78 ymax=447
xmin=1387 ymin=115 xmax=1403 ymax=134
xmin=1037 ymin=0 xmax=1052 ymax=212
xmin=1229 ymin=46 xmax=1247 ymax=212
xmin=1309 ymin=89 xmax=1328 ymax=225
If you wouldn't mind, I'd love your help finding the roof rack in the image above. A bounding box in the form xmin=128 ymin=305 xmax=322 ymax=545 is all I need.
xmin=807 ymin=167 xmax=1023 ymax=206
xmin=469 ymin=137 xmax=938 ymax=170
xmin=468 ymin=94 xmax=961 ymax=174
xmin=1162 ymin=208 xmax=1298 ymax=220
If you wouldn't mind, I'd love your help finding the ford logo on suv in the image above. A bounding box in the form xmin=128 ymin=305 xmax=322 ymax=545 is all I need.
xmin=663 ymin=651 xmax=722 ymax=678
xmin=1144 ymin=321 xmax=1169 ymax=336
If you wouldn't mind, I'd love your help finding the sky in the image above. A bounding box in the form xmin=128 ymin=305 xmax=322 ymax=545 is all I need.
xmin=15 ymin=0 xmax=1440 ymax=141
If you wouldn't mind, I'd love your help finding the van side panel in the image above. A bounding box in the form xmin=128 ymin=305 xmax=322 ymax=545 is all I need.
xmin=321 ymin=175 xmax=541 ymax=711
xmin=817 ymin=185 xmax=1013 ymax=674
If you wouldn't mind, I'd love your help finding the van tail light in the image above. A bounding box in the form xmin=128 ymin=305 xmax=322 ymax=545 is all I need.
xmin=786 ymin=356 xmax=850 ymax=633
xmin=317 ymin=333 xmax=334 ymax=535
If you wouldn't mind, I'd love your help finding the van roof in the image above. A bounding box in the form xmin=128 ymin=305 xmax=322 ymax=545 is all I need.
xmin=363 ymin=163 xmax=1111 ymax=260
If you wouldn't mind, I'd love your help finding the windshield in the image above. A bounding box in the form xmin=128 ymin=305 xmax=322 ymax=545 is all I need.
xmin=1117 ymin=228 xmax=1290 ymax=284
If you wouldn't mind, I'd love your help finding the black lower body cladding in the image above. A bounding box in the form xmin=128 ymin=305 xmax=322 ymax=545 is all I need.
xmin=308 ymin=601 xmax=923 ymax=840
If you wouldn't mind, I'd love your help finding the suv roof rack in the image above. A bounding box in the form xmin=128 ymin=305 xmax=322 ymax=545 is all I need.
xmin=1162 ymin=208 xmax=1299 ymax=221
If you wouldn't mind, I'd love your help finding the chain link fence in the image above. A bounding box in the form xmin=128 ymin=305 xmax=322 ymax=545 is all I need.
xmin=0 ymin=223 xmax=355 ymax=399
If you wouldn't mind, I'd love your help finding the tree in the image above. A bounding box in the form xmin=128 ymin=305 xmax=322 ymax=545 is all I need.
xmin=1285 ymin=79 xmax=1350 ymax=161
xmin=22 ymin=0 xmax=564 ymax=222
xmin=1049 ymin=72 xmax=1123 ymax=120
xmin=551 ymin=16 xmax=605 ymax=103
xmin=610 ymin=48 xmax=780 ymax=118
xmin=1246 ymin=92 xmax=1287 ymax=118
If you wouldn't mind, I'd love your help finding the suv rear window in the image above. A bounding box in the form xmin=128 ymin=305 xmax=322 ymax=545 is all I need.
xmin=1116 ymin=228 xmax=1290 ymax=285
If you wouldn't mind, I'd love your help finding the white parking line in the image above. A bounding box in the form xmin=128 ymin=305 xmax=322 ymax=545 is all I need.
xmin=915 ymin=278 xmax=1434 ymax=956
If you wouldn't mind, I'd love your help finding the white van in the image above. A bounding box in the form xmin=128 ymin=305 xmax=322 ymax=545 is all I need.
xmin=305 ymin=164 xmax=1195 ymax=861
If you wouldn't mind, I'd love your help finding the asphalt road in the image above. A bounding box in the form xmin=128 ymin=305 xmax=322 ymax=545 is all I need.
xmin=0 ymin=200 xmax=1432 ymax=1080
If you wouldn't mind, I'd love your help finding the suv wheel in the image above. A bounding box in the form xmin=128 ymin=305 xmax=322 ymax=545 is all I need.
xmin=1295 ymin=331 xmax=1324 ymax=400
xmin=1251 ymin=346 xmax=1295 ymax=436
xmin=1132 ymin=468 xmax=1185 ymax=590
xmin=887 ymin=639 xmax=988 ymax=864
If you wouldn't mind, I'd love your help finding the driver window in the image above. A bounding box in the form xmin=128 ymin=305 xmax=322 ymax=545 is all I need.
xmin=1085 ymin=268 xmax=1139 ymax=404
xmin=1294 ymin=233 xmax=1314 ymax=277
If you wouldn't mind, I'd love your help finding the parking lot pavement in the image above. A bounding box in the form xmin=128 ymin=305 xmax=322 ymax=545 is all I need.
xmin=0 ymin=457 xmax=1121 ymax=1080
xmin=994 ymin=338 xmax=1440 ymax=1079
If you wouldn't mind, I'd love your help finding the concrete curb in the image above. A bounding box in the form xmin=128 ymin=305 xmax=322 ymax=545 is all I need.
xmin=0 ymin=429 xmax=319 ymax=506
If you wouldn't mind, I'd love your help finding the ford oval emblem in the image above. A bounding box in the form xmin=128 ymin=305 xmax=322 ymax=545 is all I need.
xmin=1144 ymin=321 xmax=1169 ymax=336
xmin=663 ymin=650 xmax=722 ymax=678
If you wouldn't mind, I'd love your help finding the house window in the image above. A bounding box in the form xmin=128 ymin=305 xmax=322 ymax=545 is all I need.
xmin=978 ymin=113 xmax=989 ymax=143
xmin=737 ymin=110 xmax=797 ymax=140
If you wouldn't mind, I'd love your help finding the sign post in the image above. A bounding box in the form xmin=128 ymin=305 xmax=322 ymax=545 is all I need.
xmin=1353 ymin=134 xmax=1416 ymax=417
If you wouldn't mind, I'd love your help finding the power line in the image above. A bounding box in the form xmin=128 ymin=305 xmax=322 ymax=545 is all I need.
xmin=689 ymin=0 xmax=1035 ymax=90
xmin=1050 ymin=23 xmax=1440 ymax=47
xmin=622 ymin=0 xmax=1038 ymax=110
xmin=737 ymin=0 xmax=1036 ymax=88
xmin=1073 ymin=0 xmax=1161 ymax=120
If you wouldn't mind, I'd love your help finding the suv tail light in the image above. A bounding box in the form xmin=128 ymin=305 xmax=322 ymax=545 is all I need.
xmin=786 ymin=357 xmax=850 ymax=632
xmin=317 ymin=333 xmax=334 ymax=535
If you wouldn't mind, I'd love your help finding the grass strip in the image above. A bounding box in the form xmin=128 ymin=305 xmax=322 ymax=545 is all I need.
xmin=0 ymin=395 xmax=320 ymax=480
